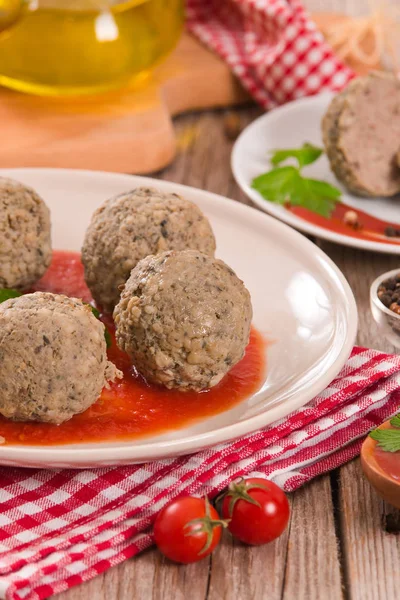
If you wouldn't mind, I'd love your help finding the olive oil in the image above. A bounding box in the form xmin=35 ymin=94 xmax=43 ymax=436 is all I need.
xmin=0 ymin=0 xmax=184 ymax=95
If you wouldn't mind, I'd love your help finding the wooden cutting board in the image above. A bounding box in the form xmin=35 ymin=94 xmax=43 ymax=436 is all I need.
xmin=0 ymin=13 xmax=378 ymax=175
xmin=0 ymin=33 xmax=249 ymax=174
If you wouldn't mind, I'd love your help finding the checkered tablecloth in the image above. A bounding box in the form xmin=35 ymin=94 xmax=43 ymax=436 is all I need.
xmin=0 ymin=347 xmax=399 ymax=599
xmin=186 ymin=0 xmax=355 ymax=108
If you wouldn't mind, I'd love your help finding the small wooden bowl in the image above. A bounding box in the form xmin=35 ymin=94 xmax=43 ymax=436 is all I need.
xmin=361 ymin=421 xmax=400 ymax=509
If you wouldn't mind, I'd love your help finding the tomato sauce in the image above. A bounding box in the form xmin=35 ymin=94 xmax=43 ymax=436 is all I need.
xmin=288 ymin=202 xmax=400 ymax=246
xmin=0 ymin=251 xmax=265 ymax=446
xmin=374 ymin=444 xmax=400 ymax=482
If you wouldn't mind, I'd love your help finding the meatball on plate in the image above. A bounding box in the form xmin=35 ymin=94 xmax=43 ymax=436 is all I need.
xmin=114 ymin=250 xmax=252 ymax=391
xmin=0 ymin=293 xmax=120 ymax=424
xmin=82 ymin=187 xmax=215 ymax=312
xmin=0 ymin=168 xmax=356 ymax=468
xmin=0 ymin=177 xmax=52 ymax=289
xmin=232 ymin=80 xmax=400 ymax=254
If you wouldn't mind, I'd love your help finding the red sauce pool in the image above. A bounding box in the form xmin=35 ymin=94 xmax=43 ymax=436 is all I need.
xmin=288 ymin=202 xmax=400 ymax=245
xmin=374 ymin=444 xmax=400 ymax=482
xmin=0 ymin=251 xmax=266 ymax=446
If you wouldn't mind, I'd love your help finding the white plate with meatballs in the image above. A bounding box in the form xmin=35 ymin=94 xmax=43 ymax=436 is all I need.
xmin=233 ymin=72 xmax=400 ymax=254
xmin=0 ymin=168 xmax=357 ymax=468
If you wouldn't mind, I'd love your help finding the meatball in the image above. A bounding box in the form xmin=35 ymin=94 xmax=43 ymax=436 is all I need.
xmin=81 ymin=187 xmax=216 ymax=312
xmin=0 ymin=177 xmax=52 ymax=289
xmin=0 ymin=292 xmax=121 ymax=424
xmin=114 ymin=250 xmax=252 ymax=391
xmin=322 ymin=72 xmax=400 ymax=197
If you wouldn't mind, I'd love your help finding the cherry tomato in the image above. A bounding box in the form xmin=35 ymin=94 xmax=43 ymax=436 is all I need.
xmin=153 ymin=496 xmax=228 ymax=563
xmin=221 ymin=477 xmax=290 ymax=545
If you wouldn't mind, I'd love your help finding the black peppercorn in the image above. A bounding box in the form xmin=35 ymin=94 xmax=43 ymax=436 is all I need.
xmin=378 ymin=273 xmax=400 ymax=313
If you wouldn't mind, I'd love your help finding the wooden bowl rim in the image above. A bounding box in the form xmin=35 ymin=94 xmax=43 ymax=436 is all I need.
xmin=361 ymin=421 xmax=400 ymax=486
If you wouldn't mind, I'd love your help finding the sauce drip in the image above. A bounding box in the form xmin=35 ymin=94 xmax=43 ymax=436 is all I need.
xmin=0 ymin=251 xmax=265 ymax=446
xmin=288 ymin=202 xmax=400 ymax=245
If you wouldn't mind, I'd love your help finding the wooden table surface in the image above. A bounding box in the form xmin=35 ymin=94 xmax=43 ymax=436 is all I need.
xmin=57 ymin=0 xmax=400 ymax=598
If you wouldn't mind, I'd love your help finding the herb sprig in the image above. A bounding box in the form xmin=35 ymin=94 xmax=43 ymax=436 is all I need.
xmin=89 ymin=304 xmax=112 ymax=349
xmin=370 ymin=414 xmax=400 ymax=452
xmin=0 ymin=288 xmax=21 ymax=303
xmin=251 ymin=142 xmax=342 ymax=218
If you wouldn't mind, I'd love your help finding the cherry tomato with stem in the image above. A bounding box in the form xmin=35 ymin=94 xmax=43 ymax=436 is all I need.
xmin=154 ymin=496 xmax=229 ymax=563
xmin=221 ymin=477 xmax=290 ymax=545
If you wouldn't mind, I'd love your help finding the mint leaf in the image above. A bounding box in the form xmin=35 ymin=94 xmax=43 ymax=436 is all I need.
xmin=0 ymin=288 xmax=21 ymax=303
xmin=252 ymin=168 xmax=341 ymax=217
xmin=370 ymin=427 xmax=400 ymax=453
xmin=270 ymin=143 xmax=323 ymax=169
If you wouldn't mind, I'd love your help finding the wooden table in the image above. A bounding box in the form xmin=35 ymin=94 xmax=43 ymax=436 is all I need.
xmin=57 ymin=1 xmax=400 ymax=598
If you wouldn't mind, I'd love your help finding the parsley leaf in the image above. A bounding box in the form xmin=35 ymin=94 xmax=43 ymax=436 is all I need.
xmin=252 ymin=142 xmax=342 ymax=218
xmin=90 ymin=305 xmax=101 ymax=320
xmin=86 ymin=303 xmax=112 ymax=348
xmin=252 ymin=167 xmax=341 ymax=218
xmin=0 ymin=289 xmax=21 ymax=303
xmin=270 ymin=143 xmax=323 ymax=169
xmin=104 ymin=328 xmax=112 ymax=349
xmin=370 ymin=429 xmax=400 ymax=452
xmin=390 ymin=414 xmax=400 ymax=429
xmin=252 ymin=166 xmax=300 ymax=204
xmin=369 ymin=414 xmax=400 ymax=452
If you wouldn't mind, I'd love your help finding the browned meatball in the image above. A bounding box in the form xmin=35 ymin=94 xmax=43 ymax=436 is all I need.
xmin=0 ymin=292 xmax=121 ymax=424
xmin=0 ymin=177 xmax=52 ymax=289
xmin=114 ymin=250 xmax=253 ymax=391
xmin=82 ymin=187 xmax=216 ymax=312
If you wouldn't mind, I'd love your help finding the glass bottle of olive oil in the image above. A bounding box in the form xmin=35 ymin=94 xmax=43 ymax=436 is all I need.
xmin=0 ymin=0 xmax=184 ymax=95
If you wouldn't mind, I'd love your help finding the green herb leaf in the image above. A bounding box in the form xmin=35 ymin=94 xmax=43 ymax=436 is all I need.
xmin=90 ymin=305 xmax=101 ymax=320
xmin=390 ymin=414 xmax=400 ymax=429
xmin=294 ymin=178 xmax=341 ymax=218
xmin=270 ymin=143 xmax=323 ymax=169
xmin=252 ymin=166 xmax=300 ymax=204
xmin=252 ymin=168 xmax=341 ymax=218
xmin=0 ymin=288 xmax=22 ymax=304
xmin=253 ymin=142 xmax=342 ymax=217
xmin=370 ymin=427 xmax=400 ymax=453
xmin=104 ymin=328 xmax=112 ymax=349
xmin=86 ymin=303 xmax=112 ymax=348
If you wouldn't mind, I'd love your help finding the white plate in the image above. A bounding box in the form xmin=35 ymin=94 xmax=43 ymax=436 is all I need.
xmin=0 ymin=168 xmax=357 ymax=468
xmin=232 ymin=93 xmax=400 ymax=254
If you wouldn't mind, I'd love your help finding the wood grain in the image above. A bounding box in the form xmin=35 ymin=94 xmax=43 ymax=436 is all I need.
xmin=338 ymin=460 xmax=400 ymax=600
xmin=318 ymin=241 xmax=400 ymax=600
xmin=282 ymin=477 xmax=343 ymax=600
xmin=316 ymin=241 xmax=400 ymax=352
xmin=207 ymin=496 xmax=292 ymax=600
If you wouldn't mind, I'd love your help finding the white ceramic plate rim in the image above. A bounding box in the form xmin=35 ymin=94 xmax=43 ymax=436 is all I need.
xmin=0 ymin=169 xmax=358 ymax=465
xmin=231 ymin=93 xmax=400 ymax=255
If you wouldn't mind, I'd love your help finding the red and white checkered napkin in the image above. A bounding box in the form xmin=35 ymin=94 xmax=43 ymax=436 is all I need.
xmin=0 ymin=347 xmax=400 ymax=600
xmin=186 ymin=0 xmax=355 ymax=108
